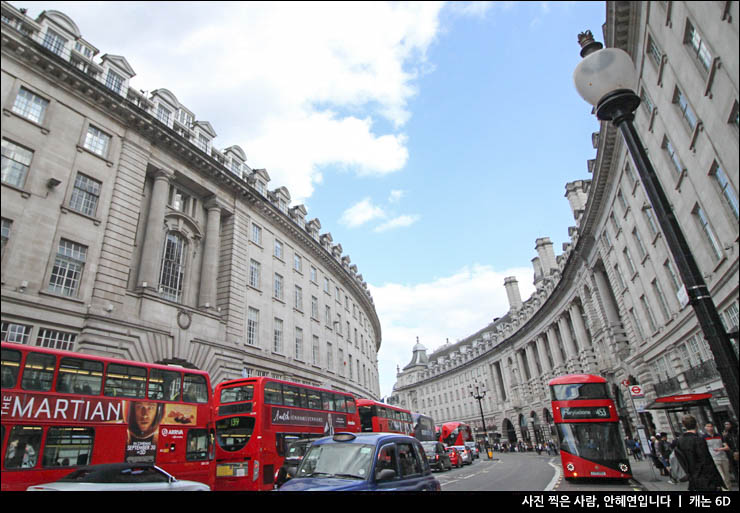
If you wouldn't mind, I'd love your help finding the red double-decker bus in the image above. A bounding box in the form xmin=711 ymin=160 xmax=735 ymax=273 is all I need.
xmin=356 ymin=399 xmax=413 ymax=435
xmin=439 ymin=422 xmax=473 ymax=446
xmin=212 ymin=377 xmax=360 ymax=490
xmin=1 ymin=341 xmax=215 ymax=491
xmin=549 ymin=374 xmax=631 ymax=480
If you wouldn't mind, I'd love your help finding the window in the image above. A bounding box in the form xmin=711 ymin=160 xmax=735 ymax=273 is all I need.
xmin=685 ymin=20 xmax=713 ymax=74
xmin=42 ymin=427 xmax=94 ymax=468
xmin=613 ymin=263 xmax=626 ymax=291
xmin=693 ymin=204 xmax=723 ymax=261
xmin=183 ymin=374 xmax=208 ymax=403
xmin=48 ymin=239 xmax=87 ymax=297
xmin=652 ymin=279 xmax=671 ymax=321
xmin=673 ymin=87 xmax=698 ymax=132
xmin=148 ymin=368 xmax=181 ymax=401
xmin=310 ymin=266 xmax=317 ymax=282
xmin=323 ymin=277 xmax=330 ymax=293
xmin=632 ymin=227 xmax=647 ymax=259
xmin=274 ymin=273 xmax=284 ymax=301
xmin=710 ymin=161 xmax=739 ymax=219
xmin=12 ymin=87 xmax=49 ymax=124
xmin=186 ymin=430 xmax=209 ymax=461
xmin=326 ymin=342 xmax=333 ymax=371
xmin=647 ymin=34 xmax=662 ymax=67
xmin=251 ymin=224 xmax=262 ymax=245
xmin=1 ymin=217 xmax=11 ymax=258
xmin=83 ymin=125 xmax=111 ymax=157
xmin=156 ymin=104 xmax=172 ymax=126
xmin=42 ymin=29 xmax=66 ymax=55
xmin=312 ymin=335 xmax=320 ymax=365
xmin=664 ymin=258 xmax=681 ymax=293
xmin=640 ymin=88 xmax=655 ymax=117
xmin=247 ymin=307 xmax=259 ymax=346
xmin=273 ymin=318 xmax=283 ymax=353
xmin=623 ymin=247 xmax=637 ymax=276
xmin=21 ymin=352 xmax=55 ymax=392
xmin=105 ymin=70 xmax=125 ymax=95
xmin=1 ymin=139 xmax=33 ymax=188
xmin=36 ymin=329 xmax=76 ymax=351
xmin=1 ymin=322 xmax=31 ymax=344
xmin=69 ymin=173 xmax=101 ymax=217
xmin=168 ymin=186 xmax=192 ymax=214
xmin=104 ymin=363 xmax=146 ymax=398
xmin=662 ymin=136 xmax=683 ymax=176
xmin=196 ymin=134 xmax=210 ymax=153
xmin=325 ymin=305 xmax=331 ymax=326
xmin=295 ymin=327 xmax=304 ymax=361
xmin=294 ymin=254 xmax=302 ymax=272
xmin=617 ymin=188 xmax=628 ymax=213
xmin=294 ymin=285 xmax=303 ymax=311
xmin=311 ymin=295 xmax=319 ymax=319
xmin=629 ymin=308 xmax=645 ymax=342
xmin=249 ymin=260 xmax=261 ymax=289
xmin=641 ymin=295 xmax=658 ymax=333
xmin=57 ymin=357 xmax=103 ymax=395
xmin=159 ymin=232 xmax=186 ymax=302
xmin=643 ymin=207 xmax=659 ymax=237
xmin=274 ymin=240 xmax=283 ymax=259
xmin=5 ymin=425 xmax=42 ymax=469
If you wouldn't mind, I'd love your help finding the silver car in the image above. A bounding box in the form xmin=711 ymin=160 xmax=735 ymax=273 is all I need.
xmin=453 ymin=445 xmax=473 ymax=465
xmin=27 ymin=463 xmax=211 ymax=491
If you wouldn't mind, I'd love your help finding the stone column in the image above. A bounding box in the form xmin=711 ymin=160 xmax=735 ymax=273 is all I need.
xmin=198 ymin=197 xmax=225 ymax=309
xmin=570 ymin=302 xmax=597 ymax=371
xmin=138 ymin=168 xmax=173 ymax=289
xmin=558 ymin=315 xmax=580 ymax=373
xmin=535 ymin=334 xmax=553 ymax=374
xmin=525 ymin=342 xmax=540 ymax=396
xmin=516 ymin=350 xmax=530 ymax=399
xmin=546 ymin=325 xmax=564 ymax=373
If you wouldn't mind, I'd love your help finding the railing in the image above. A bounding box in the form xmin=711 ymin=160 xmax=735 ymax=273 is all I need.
xmin=682 ymin=359 xmax=720 ymax=388
xmin=653 ymin=376 xmax=681 ymax=396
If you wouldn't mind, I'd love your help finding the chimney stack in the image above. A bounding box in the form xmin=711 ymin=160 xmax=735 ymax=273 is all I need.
xmin=504 ymin=276 xmax=523 ymax=311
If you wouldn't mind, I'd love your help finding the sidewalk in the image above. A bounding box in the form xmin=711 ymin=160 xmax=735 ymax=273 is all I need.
xmin=628 ymin=456 xmax=739 ymax=492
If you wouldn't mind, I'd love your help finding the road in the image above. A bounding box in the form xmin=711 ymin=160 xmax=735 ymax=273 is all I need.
xmin=437 ymin=452 xmax=643 ymax=492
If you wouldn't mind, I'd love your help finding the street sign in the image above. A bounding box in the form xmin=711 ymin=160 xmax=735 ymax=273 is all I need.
xmin=629 ymin=385 xmax=644 ymax=398
xmin=677 ymin=284 xmax=690 ymax=309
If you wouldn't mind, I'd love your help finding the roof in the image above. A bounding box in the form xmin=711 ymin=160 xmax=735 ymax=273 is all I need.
xmin=548 ymin=374 xmax=607 ymax=386
xmin=312 ymin=432 xmax=416 ymax=446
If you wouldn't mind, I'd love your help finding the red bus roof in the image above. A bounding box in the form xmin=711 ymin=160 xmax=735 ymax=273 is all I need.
xmin=215 ymin=376 xmax=355 ymax=396
xmin=548 ymin=374 xmax=607 ymax=386
xmin=1 ymin=341 xmax=210 ymax=377
xmin=356 ymin=398 xmax=410 ymax=413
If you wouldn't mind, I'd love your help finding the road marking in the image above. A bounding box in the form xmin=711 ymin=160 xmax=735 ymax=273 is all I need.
xmin=545 ymin=458 xmax=562 ymax=491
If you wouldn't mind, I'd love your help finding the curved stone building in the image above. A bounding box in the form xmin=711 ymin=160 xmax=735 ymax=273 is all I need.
xmin=391 ymin=1 xmax=738 ymax=444
xmin=0 ymin=2 xmax=382 ymax=398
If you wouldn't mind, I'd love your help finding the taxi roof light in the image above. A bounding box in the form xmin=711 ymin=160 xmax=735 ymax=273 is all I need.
xmin=332 ymin=433 xmax=356 ymax=442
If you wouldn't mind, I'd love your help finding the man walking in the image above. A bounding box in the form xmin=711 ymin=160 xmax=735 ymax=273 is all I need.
xmin=677 ymin=415 xmax=724 ymax=492
xmin=704 ymin=422 xmax=731 ymax=490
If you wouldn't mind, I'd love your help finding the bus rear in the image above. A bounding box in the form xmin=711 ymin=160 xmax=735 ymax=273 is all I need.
xmin=439 ymin=422 xmax=473 ymax=446
xmin=213 ymin=377 xmax=360 ymax=490
xmin=549 ymin=374 xmax=631 ymax=480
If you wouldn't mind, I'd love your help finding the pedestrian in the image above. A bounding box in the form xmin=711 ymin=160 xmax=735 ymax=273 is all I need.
xmin=722 ymin=420 xmax=738 ymax=485
xmin=649 ymin=435 xmax=667 ymax=476
xmin=658 ymin=433 xmax=673 ymax=482
xmin=676 ymin=415 xmax=725 ymax=492
xmin=633 ymin=438 xmax=643 ymax=460
xmin=703 ymin=422 xmax=731 ymax=490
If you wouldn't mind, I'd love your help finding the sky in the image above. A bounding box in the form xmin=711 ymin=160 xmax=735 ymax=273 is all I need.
xmin=13 ymin=1 xmax=607 ymax=399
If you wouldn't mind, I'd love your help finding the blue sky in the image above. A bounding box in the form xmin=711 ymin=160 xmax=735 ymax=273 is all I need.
xmin=14 ymin=1 xmax=607 ymax=399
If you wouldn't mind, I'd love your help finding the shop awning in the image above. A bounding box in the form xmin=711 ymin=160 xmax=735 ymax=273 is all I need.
xmin=645 ymin=393 xmax=712 ymax=411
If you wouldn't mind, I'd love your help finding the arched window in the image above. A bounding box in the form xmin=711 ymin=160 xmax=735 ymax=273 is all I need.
xmin=159 ymin=232 xmax=186 ymax=302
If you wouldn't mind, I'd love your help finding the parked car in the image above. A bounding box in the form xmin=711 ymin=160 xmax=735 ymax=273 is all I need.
xmin=445 ymin=446 xmax=462 ymax=468
xmin=278 ymin=432 xmax=441 ymax=491
xmin=275 ymin=438 xmax=315 ymax=488
xmin=420 ymin=441 xmax=452 ymax=472
xmin=465 ymin=442 xmax=480 ymax=460
xmin=26 ymin=463 xmax=211 ymax=491
xmin=454 ymin=445 xmax=473 ymax=465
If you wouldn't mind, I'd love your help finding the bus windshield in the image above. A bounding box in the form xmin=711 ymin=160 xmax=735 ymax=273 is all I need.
xmin=297 ymin=443 xmax=374 ymax=480
xmin=550 ymin=382 xmax=609 ymax=401
xmin=215 ymin=417 xmax=256 ymax=452
xmin=556 ymin=423 xmax=624 ymax=461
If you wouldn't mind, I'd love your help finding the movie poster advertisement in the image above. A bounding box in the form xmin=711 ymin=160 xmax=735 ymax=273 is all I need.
xmin=124 ymin=402 xmax=198 ymax=463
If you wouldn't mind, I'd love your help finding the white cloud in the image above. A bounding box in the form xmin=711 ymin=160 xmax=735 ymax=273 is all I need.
xmin=374 ymin=214 xmax=420 ymax=232
xmin=340 ymin=198 xmax=387 ymax=228
xmin=388 ymin=190 xmax=405 ymax=203
xmin=369 ymin=264 xmax=535 ymax=398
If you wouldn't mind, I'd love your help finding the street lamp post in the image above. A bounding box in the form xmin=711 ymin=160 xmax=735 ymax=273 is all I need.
xmin=469 ymin=379 xmax=491 ymax=459
xmin=572 ymin=31 xmax=739 ymax=419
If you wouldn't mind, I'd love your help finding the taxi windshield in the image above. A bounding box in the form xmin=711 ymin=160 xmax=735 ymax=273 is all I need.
xmin=296 ymin=443 xmax=374 ymax=480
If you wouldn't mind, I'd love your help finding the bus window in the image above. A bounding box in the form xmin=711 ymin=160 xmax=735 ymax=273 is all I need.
xmin=321 ymin=391 xmax=334 ymax=411
xmin=1 ymin=348 xmax=21 ymax=388
xmin=264 ymin=381 xmax=283 ymax=405
xmin=219 ymin=384 xmax=254 ymax=403
xmin=183 ymin=374 xmax=208 ymax=403
xmin=42 ymin=427 xmax=94 ymax=467
xmin=21 ymin=352 xmax=56 ymax=392
xmin=283 ymin=385 xmax=301 ymax=408
xmin=57 ymin=357 xmax=103 ymax=395
xmin=104 ymin=363 xmax=147 ymax=398
xmin=186 ymin=429 xmax=209 ymax=461
xmin=5 ymin=425 xmax=43 ymax=469
xmin=216 ymin=417 xmax=256 ymax=452
xmin=306 ymin=388 xmax=321 ymax=409
xmin=148 ymin=368 xmax=182 ymax=401
xmin=347 ymin=397 xmax=356 ymax=414
xmin=332 ymin=394 xmax=346 ymax=413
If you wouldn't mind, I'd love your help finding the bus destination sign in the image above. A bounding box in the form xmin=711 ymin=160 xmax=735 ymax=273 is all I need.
xmin=560 ymin=406 xmax=611 ymax=421
xmin=271 ymin=407 xmax=347 ymax=430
